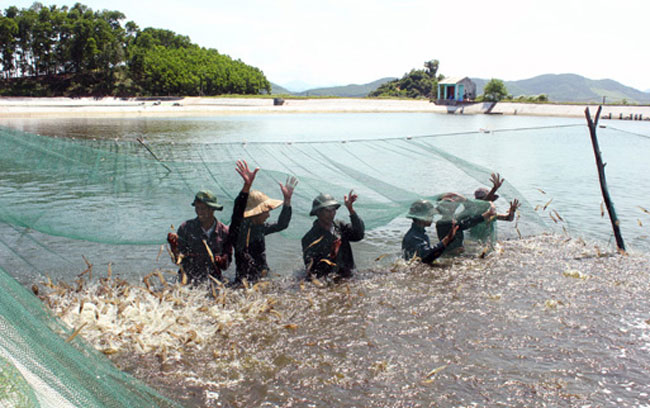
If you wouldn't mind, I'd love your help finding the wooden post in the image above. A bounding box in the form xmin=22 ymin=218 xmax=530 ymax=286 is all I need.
xmin=585 ymin=106 xmax=625 ymax=251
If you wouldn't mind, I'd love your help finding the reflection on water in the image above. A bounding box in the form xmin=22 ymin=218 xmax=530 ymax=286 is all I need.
xmin=38 ymin=235 xmax=650 ymax=407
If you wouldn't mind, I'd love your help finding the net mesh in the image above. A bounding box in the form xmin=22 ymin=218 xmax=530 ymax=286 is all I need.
xmin=0 ymin=354 xmax=39 ymax=408
xmin=0 ymin=126 xmax=543 ymax=245
xmin=0 ymin=124 xmax=545 ymax=405
xmin=0 ymin=264 xmax=181 ymax=407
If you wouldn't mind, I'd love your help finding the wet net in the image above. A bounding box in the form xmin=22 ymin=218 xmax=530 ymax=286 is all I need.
xmin=0 ymin=124 xmax=545 ymax=405
xmin=0 ymin=264 xmax=181 ymax=407
xmin=0 ymin=125 xmax=543 ymax=244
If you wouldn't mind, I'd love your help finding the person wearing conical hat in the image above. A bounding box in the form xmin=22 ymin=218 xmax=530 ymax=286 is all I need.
xmin=402 ymin=199 xmax=459 ymax=263
xmin=233 ymin=176 xmax=298 ymax=285
xmin=301 ymin=190 xmax=364 ymax=280
xmin=169 ymin=160 xmax=258 ymax=284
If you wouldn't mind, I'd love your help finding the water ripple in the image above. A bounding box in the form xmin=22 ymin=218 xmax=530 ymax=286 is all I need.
xmin=38 ymin=234 xmax=650 ymax=407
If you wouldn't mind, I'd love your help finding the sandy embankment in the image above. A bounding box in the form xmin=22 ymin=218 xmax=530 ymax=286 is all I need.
xmin=1 ymin=96 xmax=649 ymax=120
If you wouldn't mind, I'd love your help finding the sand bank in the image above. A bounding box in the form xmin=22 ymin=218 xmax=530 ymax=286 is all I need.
xmin=1 ymin=96 xmax=649 ymax=120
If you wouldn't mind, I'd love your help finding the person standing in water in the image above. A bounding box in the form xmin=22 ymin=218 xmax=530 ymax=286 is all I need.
xmin=465 ymin=173 xmax=521 ymax=244
xmin=302 ymin=191 xmax=364 ymax=280
xmin=168 ymin=160 xmax=258 ymax=284
xmin=402 ymin=199 xmax=459 ymax=263
xmin=435 ymin=192 xmax=496 ymax=254
xmin=233 ymin=176 xmax=298 ymax=285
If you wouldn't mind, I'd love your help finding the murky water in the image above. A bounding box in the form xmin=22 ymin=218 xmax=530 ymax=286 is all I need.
xmin=39 ymin=235 xmax=650 ymax=407
xmin=2 ymin=113 xmax=650 ymax=406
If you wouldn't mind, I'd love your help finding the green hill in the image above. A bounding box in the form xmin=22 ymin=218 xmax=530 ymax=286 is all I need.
xmin=274 ymin=73 xmax=650 ymax=104
xmin=270 ymin=78 xmax=396 ymax=97
xmin=0 ymin=3 xmax=270 ymax=96
xmin=472 ymin=74 xmax=650 ymax=104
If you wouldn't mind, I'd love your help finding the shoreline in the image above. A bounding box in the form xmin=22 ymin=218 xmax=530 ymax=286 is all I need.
xmin=1 ymin=96 xmax=650 ymax=120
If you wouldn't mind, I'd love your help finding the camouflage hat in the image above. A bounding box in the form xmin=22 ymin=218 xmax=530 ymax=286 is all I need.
xmin=309 ymin=193 xmax=341 ymax=216
xmin=406 ymin=199 xmax=436 ymax=222
xmin=192 ymin=189 xmax=223 ymax=210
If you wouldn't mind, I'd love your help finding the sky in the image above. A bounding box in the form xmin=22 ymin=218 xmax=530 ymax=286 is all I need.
xmin=7 ymin=0 xmax=650 ymax=92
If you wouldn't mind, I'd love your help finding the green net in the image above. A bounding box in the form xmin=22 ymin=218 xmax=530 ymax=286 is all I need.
xmin=0 ymin=124 xmax=545 ymax=405
xmin=0 ymin=125 xmax=543 ymax=245
xmin=0 ymin=354 xmax=39 ymax=408
xmin=0 ymin=264 xmax=181 ymax=407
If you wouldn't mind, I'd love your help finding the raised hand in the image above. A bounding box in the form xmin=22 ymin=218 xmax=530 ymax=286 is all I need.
xmin=490 ymin=172 xmax=504 ymax=190
xmin=507 ymin=198 xmax=521 ymax=221
xmin=279 ymin=175 xmax=299 ymax=205
xmin=344 ymin=189 xmax=358 ymax=214
xmin=483 ymin=173 xmax=505 ymax=201
xmin=236 ymin=160 xmax=259 ymax=192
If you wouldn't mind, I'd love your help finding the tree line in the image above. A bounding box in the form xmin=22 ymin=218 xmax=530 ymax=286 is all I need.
xmin=0 ymin=2 xmax=270 ymax=96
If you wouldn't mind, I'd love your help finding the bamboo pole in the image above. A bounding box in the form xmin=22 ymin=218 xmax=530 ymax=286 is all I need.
xmin=136 ymin=137 xmax=172 ymax=173
xmin=585 ymin=106 xmax=625 ymax=251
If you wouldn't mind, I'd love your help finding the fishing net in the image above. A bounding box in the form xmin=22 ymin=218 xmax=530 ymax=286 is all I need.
xmin=0 ymin=264 xmax=181 ymax=407
xmin=0 ymin=125 xmax=543 ymax=245
xmin=0 ymin=124 xmax=546 ymax=406
xmin=0 ymin=354 xmax=39 ymax=408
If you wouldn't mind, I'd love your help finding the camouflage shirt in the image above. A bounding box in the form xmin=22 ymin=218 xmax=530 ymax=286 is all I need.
xmin=301 ymin=213 xmax=364 ymax=279
xmin=435 ymin=213 xmax=485 ymax=252
xmin=177 ymin=192 xmax=247 ymax=283
xmin=402 ymin=223 xmax=446 ymax=263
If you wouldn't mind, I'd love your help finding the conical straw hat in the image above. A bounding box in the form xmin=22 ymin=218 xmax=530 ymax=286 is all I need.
xmin=244 ymin=190 xmax=283 ymax=218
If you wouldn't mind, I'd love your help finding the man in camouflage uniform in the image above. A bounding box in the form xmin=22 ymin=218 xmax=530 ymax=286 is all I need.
xmin=402 ymin=199 xmax=458 ymax=263
xmin=301 ymin=191 xmax=364 ymax=280
xmin=168 ymin=160 xmax=258 ymax=284
xmin=468 ymin=173 xmax=520 ymax=244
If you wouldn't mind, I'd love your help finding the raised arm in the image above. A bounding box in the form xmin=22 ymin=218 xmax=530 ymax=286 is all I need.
xmin=226 ymin=160 xmax=260 ymax=255
xmin=265 ymin=176 xmax=298 ymax=234
xmin=236 ymin=159 xmax=259 ymax=193
xmin=344 ymin=189 xmax=358 ymax=215
xmin=342 ymin=190 xmax=364 ymax=241
xmin=497 ymin=198 xmax=521 ymax=221
xmin=485 ymin=173 xmax=504 ymax=201
xmin=279 ymin=175 xmax=298 ymax=206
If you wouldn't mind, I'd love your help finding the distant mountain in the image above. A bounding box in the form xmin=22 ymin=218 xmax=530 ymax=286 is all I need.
xmin=472 ymin=74 xmax=650 ymax=104
xmin=282 ymin=80 xmax=322 ymax=92
xmin=269 ymin=78 xmax=397 ymax=97
xmin=270 ymin=82 xmax=291 ymax=95
xmin=294 ymin=78 xmax=397 ymax=97
xmin=271 ymin=74 xmax=648 ymax=103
